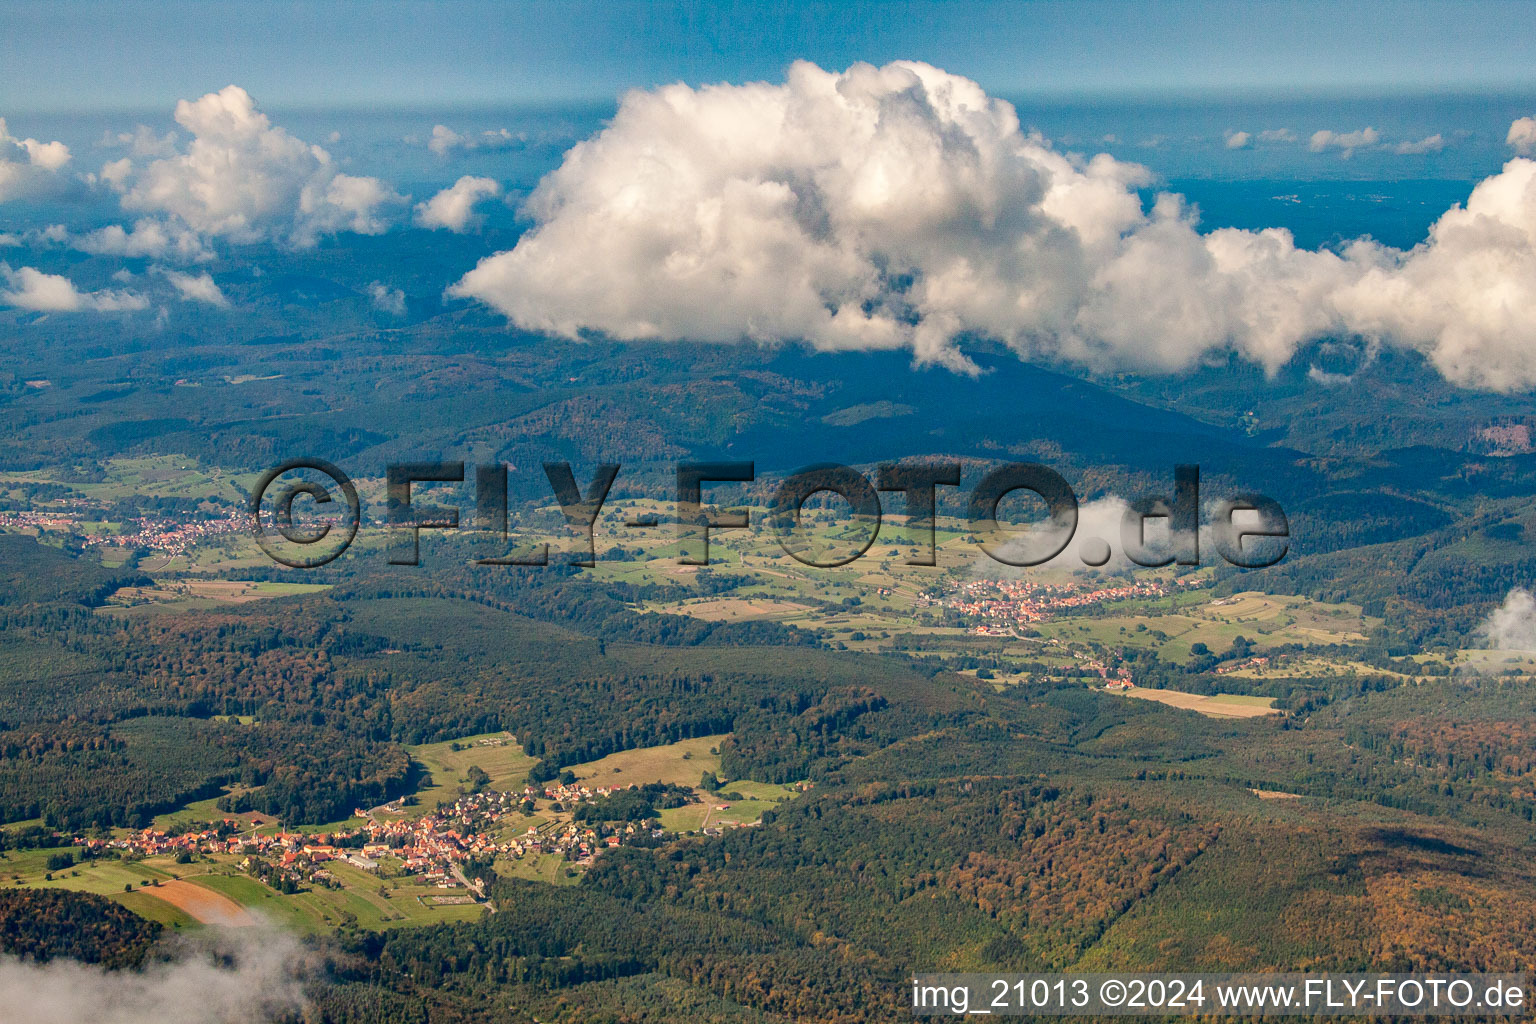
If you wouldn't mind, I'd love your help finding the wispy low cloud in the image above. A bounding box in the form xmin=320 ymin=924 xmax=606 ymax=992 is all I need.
xmin=1308 ymin=126 xmax=1380 ymax=157
xmin=414 ymin=175 xmax=502 ymax=232
xmin=0 ymin=263 xmax=147 ymax=313
xmin=1389 ymin=133 xmax=1446 ymax=155
xmin=0 ymin=927 xmax=308 ymax=1024
xmin=427 ymin=124 xmax=526 ymax=157
xmin=1476 ymin=588 xmax=1536 ymax=651
xmin=0 ymin=220 xmax=213 ymax=262
xmin=1228 ymin=126 xmax=1433 ymax=155
xmin=447 ymin=61 xmax=1536 ymax=391
xmin=1509 ymin=117 xmax=1536 ymax=155
xmin=154 ymin=267 xmax=228 ymax=307
xmin=97 ymin=125 xmax=179 ymax=159
xmin=968 ymin=496 xmax=1138 ymax=577
xmin=965 ymin=495 xmax=1244 ymax=578
xmin=75 ymin=220 xmax=213 ymax=261
xmin=1304 ymin=126 xmax=1440 ymax=157
xmin=368 ymin=280 xmax=406 ymax=315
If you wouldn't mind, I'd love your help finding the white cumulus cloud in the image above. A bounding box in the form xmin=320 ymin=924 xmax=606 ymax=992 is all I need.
xmin=107 ymin=85 xmax=405 ymax=248
xmin=1476 ymin=587 xmax=1536 ymax=651
xmin=0 ymin=117 xmax=72 ymax=201
xmin=75 ymin=219 xmax=213 ymax=261
xmin=368 ymin=281 xmax=406 ymax=315
xmin=427 ymin=124 xmax=524 ymax=157
xmin=448 ymin=65 xmax=1536 ymax=392
xmin=1327 ymin=156 xmax=1536 ymax=390
xmin=1224 ymin=131 xmax=1252 ymax=149
xmin=1309 ymin=126 xmax=1380 ymax=156
xmin=1509 ymin=117 xmax=1536 ymax=155
xmin=0 ymin=221 xmax=212 ymax=262
xmin=415 ymin=175 xmax=502 ymax=232
xmin=427 ymin=124 xmax=466 ymax=156
xmin=1389 ymin=133 xmax=1446 ymax=155
xmin=1258 ymin=128 xmax=1298 ymax=143
xmin=155 ymin=267 xmax=228 ymax=306
xmin=0 ymin=263 xmax=148 ymax=312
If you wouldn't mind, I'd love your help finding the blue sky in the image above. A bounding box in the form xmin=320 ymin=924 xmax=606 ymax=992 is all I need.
xmin=4 ymin=0 xmax=1536 ymax=112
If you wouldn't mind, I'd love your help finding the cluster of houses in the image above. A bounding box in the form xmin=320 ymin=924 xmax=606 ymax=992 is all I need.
xmin=526 ymin=778 xmax=630 ymax=809
xmin=1215 ymin=655 xmax=1272 ymax=675
xmin=66 ymin=792 xmax=651 ymax=893
xmin=353 ymin=790 xmax=535 ymax=885
xmin=68 ymin=816 xmax=482 ymax=891
xmin=345 ymin=783 xmax=672 ymax=881
xmin=510 ymin=819 xmax=661 ymax=867
xmin=84 ymin=510 xmax=247 ymax=555
xmin=0 ymin=505 xmax=247 ymax=556
xmin=944 ymin=576 xmax=1204 ymax=628
xmin=76 ymin=822 xmax=245 ymax=859
xmin=64 ymin=777 xmax=740 ymax=899
xmin=77 ymin=822 xmax=386 ymax=877
xmin=0 ymin=509 xmax=82 ymax=531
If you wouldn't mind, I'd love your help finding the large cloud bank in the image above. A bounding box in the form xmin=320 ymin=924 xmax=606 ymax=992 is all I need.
xmin=451 ymin=61 xmax=1536 ymax=390
xmin=105 ymin=85 xmax=403 ymax=248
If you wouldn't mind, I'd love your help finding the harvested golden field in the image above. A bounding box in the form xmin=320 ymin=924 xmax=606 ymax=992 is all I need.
xmin=1119 ymin=687 xmax=1280 ymax=718
xmin=676 ymin=598 xmax=812 ymax=621
xmin=569 ymin=735 xmax=725 ymax=787
xmin=148 ymin=879 xmax=261 ymax=927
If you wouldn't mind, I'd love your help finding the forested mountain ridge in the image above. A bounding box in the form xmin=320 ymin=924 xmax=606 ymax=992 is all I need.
xmin=6 ymin=314 xmax=1536 ymax=1021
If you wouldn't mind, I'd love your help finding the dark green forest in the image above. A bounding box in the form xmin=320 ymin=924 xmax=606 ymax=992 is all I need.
xmin=5 ymin=325 xmax=1536 ymax=1021
xmin=1 ymin=530 xmax=1534 ymax=1020
xmin=0 ymin=888 xmax=161 ymax=968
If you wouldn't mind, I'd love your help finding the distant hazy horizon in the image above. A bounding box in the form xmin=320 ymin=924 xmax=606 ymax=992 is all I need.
xmin=6 ymin=0 xmax=1536 ymax=111
xmin=6 ymin=90 xmax=1528 ymax=256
